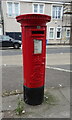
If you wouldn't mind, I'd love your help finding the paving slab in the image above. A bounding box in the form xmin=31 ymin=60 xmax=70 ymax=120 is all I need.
xmin=2 ymin=94 xmax=20 ymax=111
xmin=46 ymin=45 xmax=71 ymax=48
xmin=45 ymin=87 xmax=70 ymax=105
xmin=59 ymin=87 xmax=70 ymax=102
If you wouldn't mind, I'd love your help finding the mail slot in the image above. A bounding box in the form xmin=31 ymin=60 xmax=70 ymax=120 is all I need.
xmin=16 ymin=14 xmax=51 ymax=105
xmin=32 ymin=31 xmax=44 ymax=34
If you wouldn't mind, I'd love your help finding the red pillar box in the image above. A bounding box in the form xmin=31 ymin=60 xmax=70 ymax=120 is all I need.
xmin=16 ymin=14 xmax=51 ymax=105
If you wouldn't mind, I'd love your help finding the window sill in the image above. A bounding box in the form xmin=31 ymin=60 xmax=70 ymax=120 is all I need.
xmin=7 ymin=16 xmax=15 ymax=19
xmin=66 ymin=36 xmax=70 ymax=38
xmin=6 ymin=16 xmax=20 ymax=19
xmin=49 ymin=38 xmax=54 ymax=40
xmin=32 ymin=12 xmax=44 ymax=14
xmin=56 ymin=38 xmax=61 ymax=40
xmin=6 ymin=14 xmax=20 ymax=19
xmin=52 ymin=18 xmax=62 ymax=21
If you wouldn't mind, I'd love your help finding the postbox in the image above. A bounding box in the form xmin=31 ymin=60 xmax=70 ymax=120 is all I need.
xmin=16 ymin=14 xmax=51 ymax=105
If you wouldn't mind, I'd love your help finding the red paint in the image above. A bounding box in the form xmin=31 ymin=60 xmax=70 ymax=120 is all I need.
xmin=16 ymin=14 xmax=51 ymax=88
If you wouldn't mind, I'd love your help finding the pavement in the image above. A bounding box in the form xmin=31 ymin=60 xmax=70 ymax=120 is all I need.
xmin=46 ymin=45 xmax=71 ymax=48
xmin=2 ymin=87 xmax=70 ymax=118
xmin=0 ymin=45 xmax=71 ymax=119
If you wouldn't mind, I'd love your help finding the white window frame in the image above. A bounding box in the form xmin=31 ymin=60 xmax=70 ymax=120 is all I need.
xmin=0 ymin=28 xmax=3 ymax=35
xmin=56 ymin=27 xmax=62 ymax=39
xmin=33 ymin=3 xmax=38 ymax=13
xmin=49 ymin=27 xmax=55 ymax=39
xmin=7 ymin=1 xmax=20 ymax=18
xmin=7 ymin=2 xmax=13 ymax=17
xmin=14 ymin=2 xmax=20 ymax=17
xmin=66 ymin=29 xmax=70 ymax=38
xmin=32 ymin=3 xmax=45 ymax=14
xmin=51 ymin=4 xmax=63 ymax=20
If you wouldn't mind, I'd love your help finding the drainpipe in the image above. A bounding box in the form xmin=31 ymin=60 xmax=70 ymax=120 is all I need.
xmin=0 ymin=1 xmax=4 ymax=35
xmin=70 ymin=1 xmax=72 ymax=45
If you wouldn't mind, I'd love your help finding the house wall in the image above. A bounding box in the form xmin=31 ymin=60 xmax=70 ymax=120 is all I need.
xmin=62 ymin=3 xmax=71 ymax=44
xmin=2 ymin=1 xmax=21 ymax=32
xmin=1 ymin=0 xmax=70 ymax=44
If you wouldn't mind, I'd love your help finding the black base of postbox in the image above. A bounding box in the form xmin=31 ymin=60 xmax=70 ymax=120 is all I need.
xmin=23 ymin=86 xmax=44 ymax=105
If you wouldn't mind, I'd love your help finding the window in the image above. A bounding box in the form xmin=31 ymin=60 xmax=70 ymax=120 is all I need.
xmin=52 ymin=6 xmax=62 ymax=19
xmin=39 ymin=5 xmax=44 ymax=13
xmin=66 ymin=29 xmax=70 ymax=37
xmin=34 ymin=4 xmax=38 ymax=13
xmin=7 ymin=2 xmax=20 ymax=17
xmin=56 ymin=27 xmax=61 ymax=39
xmin=14 ymin=3 xmax=19 ymax=16
xmin=33 ymin=4 xmax=44 ymax=14
xmin=49 ymin=28 xmax=55 ymax=39
xmin=7 ymin=2 xmax=12 ymax=16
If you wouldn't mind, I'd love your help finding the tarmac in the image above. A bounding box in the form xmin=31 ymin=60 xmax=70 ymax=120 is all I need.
xmin=0 ymin=45 xmax=71 ymax=119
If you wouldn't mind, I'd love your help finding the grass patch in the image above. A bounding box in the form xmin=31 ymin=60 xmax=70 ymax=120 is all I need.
xmin=44 ymin=92 xmax=58 ymax=105
xmin=15 ymin=96 xmax=25 ymax=116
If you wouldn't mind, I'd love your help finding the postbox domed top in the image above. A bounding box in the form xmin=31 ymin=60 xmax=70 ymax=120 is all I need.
xmin=16 ymin=14 xmax=51 ymax=26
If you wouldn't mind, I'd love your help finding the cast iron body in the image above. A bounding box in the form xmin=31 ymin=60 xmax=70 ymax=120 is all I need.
xmin=16 ymin=14 xmax=51 ymax=105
